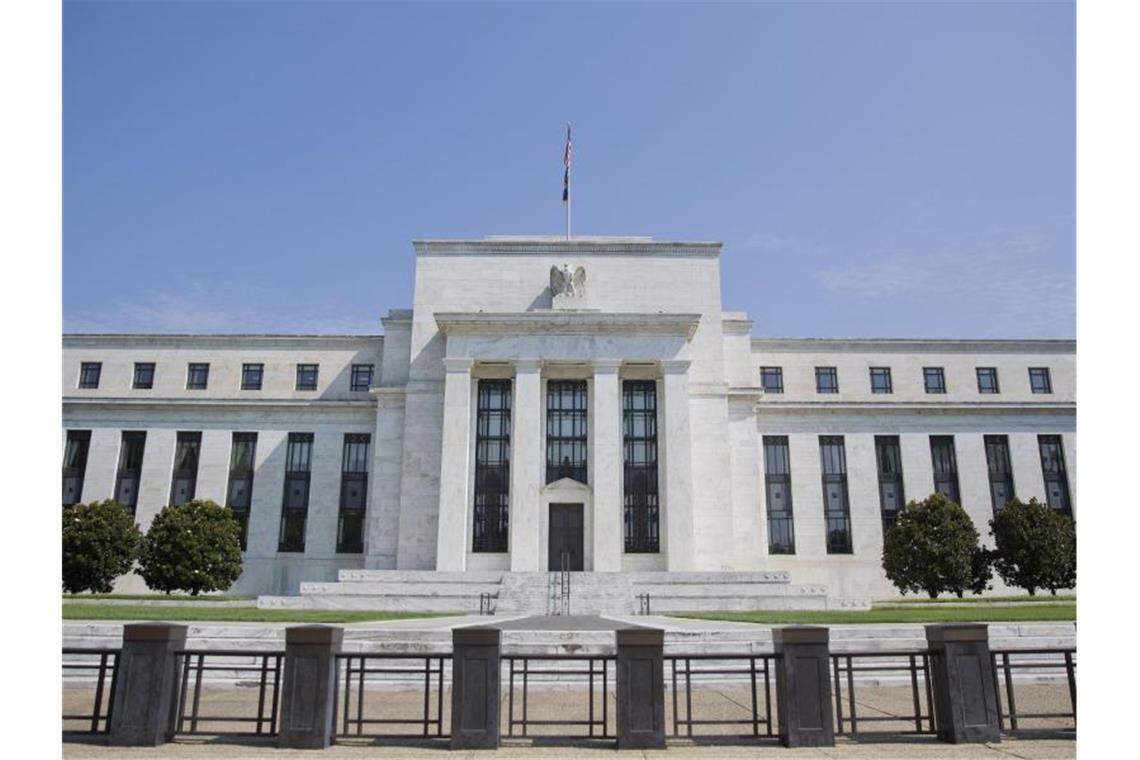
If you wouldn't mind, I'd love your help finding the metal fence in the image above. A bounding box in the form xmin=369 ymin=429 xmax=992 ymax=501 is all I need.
xmin=174 ymin=650 xmax=283 ymax=737
xmin=335 ymin=653 xmax=450 ymax=739
xmin=991 ymin=647 xmax=1076 ymax=732
xmin=666 ymin=653 xmax=776 ymax=739
xmin=505 ymin=655 xmax=614 ymax=738
xmin=62 ymin=648 xmax=120 ymax=735
xmin=831 ymin=651 xmax=937 ymax=736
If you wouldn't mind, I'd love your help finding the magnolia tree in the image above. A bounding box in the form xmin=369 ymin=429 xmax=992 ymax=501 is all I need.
xmin=62 ymin=500 xmax=142 ymax=594
xmin=138 ymin=499 xmax=243 ymax=596
xmin=989 ymin=498 xmax=1076 ymax=596
xmin=882 ymin=492 xmax=984 ymax=599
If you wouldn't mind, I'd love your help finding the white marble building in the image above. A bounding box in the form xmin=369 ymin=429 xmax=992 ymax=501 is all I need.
xmin=62 ymin=237 xmax=1075 ymax=602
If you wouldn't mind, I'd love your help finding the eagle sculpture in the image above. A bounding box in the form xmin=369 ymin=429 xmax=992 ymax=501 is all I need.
xmin=550 ymin=264 xmax=586 ymax=297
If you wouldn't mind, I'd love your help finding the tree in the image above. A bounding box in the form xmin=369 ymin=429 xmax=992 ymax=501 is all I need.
xmin=139 ymin=499 xmax=243 ymax=595
xmin=882 ymin=492 xmax=981 ymax=599
xmin=989 ymin=498 xmax=1076 ymax=596
xmin=62 ymin=500 xmax=142 ymax=594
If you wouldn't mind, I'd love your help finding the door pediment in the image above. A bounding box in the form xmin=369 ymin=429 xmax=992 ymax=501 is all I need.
xmin=542 ymin=477 xmax=592 ymax=495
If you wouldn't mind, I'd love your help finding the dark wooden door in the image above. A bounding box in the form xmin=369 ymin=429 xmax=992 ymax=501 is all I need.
xmin=548 ymin=503 xmax=584 ymax=571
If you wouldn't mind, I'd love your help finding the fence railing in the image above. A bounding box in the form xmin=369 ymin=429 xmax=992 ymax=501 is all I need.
xmin=62 ymin=648 xmax=120 ymax=735
xmin=830 ymin=650 xmax=937 ymax=736
xmin=505 ymin=654 xmax=613 ymax=738
xmin=666 ymin=654 xmax=775 ymax=739
xmin=335 ymin=654 xmax=450 ymax=739
xmin=174 ymin=650 xmax=283 ymax=737
xmin=991 ymin=647 xmax=1076 ymax=732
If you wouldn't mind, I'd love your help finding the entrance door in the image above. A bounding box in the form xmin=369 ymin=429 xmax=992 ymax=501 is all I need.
xmin=548 ymin=503 xmax=584 ymax=571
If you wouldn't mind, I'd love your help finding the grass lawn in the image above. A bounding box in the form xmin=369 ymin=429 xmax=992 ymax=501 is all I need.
xmin=62 ymin=604 xmax=453 ymax=624
xmin=675 ymin=604 xmax=1075 ymax=625
xmin=64 ymin=593 xmax=253 ymax=602
xmin=880 ymin=594 xmax=1075 ymax=605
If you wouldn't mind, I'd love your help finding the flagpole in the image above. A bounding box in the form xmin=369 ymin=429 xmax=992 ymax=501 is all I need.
xmin=566 ymin=125 xmax=572 ymax=240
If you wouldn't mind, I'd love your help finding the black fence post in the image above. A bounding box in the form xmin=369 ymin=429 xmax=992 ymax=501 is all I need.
xmin=108 ymin=623 xmax=188 ymax=746
xmin=616 ymin=627 xmax=665 ymax=749
xmin=451 ymin=626 xmax=501 ymax=750
xmin=925 ymin=624 xmax=1001 ymax=743
xmin=773 ymin=626 xmax=835 ymax=747
xmin=278 ymin=625 xmax=343 ymax=749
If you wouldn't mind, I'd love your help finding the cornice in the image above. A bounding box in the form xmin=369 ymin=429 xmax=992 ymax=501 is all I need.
xmin=62 ymin=397 xmax=377 ymax=412
xmin=754 ymin=400 xmax=1076 ymax=416
xmin=414 ymin=238 xmax=721 ymax=258
xmin=63 ymin=334 xmax=383 ymax=350
xmin=435 ymin=312 xmax=701 ymax=341
xmin=751 ymin=337 xmax=1075 ymax=354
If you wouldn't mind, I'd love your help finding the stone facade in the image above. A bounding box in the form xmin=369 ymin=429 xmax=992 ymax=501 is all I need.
xmin=62 ymin=237 xmax=1076 ymax=600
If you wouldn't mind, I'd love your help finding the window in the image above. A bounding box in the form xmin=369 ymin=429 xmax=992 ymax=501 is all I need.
xmin=820 ymin=436 xmax=853 ymax=554
xmin=133 ymin=363 xmax=155 ymax=390
xmin=337 ymin=434 xmax=371 ymax=553
xmin=1029 ymin=367 xmax=1053 ymax=394
xmin=62 ymin=430 xmax=91 ymax=506
xmin=984 ymin=435 xmax=1015 ymax=513
xmin=923 ymin=367 xmax=946 ymax=394
xmin=226 ymin=433 xmax=257 ymax=550
xmin=186 ymin=363 xmax=209 ymax=390
xmin=763 ymin=436 xmax=795 ymax=554
xmin=241 ymin=363 xmax=263 ymax=391
xmin=350 ymin=364 xmax=374 ymax=392
xmin=1038 ymin=435 xmax=1072 ymax=514
xmin=623 ymin=380 xmax=659 ymax=553
xmin=760 ymin=367 xmax=784 ymax=394
xmin=870 ymin=367 xmax=893 ymax=394
xmin=295 ymin=364 xmax=319 ymax=391
xmin=546 ymin=380 xmax=588 ymax=484
xmin=875 ymin=436 xmax=905 ymax=533
xmin=114 ymin=432 xmax=146 ymax=515
xmin=976 ymin=367 xmax=1000 ymax=394
xmin=930 ymin=436 xmax=960 ymax=504
xmin=78 ymin=362 xmax=101 ymax=389
xmin=170 ymin=432 xmax=202 ymax=506
xmin=473 ymin=380 xmax=511 ymax=552
xmin=815 ymin=367 xmax=838 ymax=394
xmin=278 ymin=433 xmax=313 ymax=552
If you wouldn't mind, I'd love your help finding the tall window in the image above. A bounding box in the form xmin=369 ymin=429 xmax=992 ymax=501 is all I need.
xmin=623 ymin=380 xmax=659 ymax=553
xmin=62 ymin=430 xmax=91 ymax=506
xmin=820 ymin=436 xmax=853 ymax=554
xmin=170 ymin=432 xmax=202 ymax=506
xmin=241 ymin=363 xmax=263 ymax=391
xmin=760 ymin=367 xmax=784 ymax=393
xmin=763 ymin=436 xmax=795 ymax=554
xmin=984 ymin=435 xmax=1015 ymax=513
xmin=930 ymin=436 xmax=960 ymax=504
xmin=114 ymin=432 xmax=147 ymax=515
xmin=78 ymin=362 xmax=101 ymax=389
xmin=279 ymin=433 xmax=313 ymax=552
xmin=546 ymin=380 xmax=587 ymax=483
xmin=226 ymin=433 xmax=257 ymax=550
xmin=1029 ymin=367 xmax=1052 ymax=394
xmin=350 ymin=364 xmax=374 ymax=391
xmin=875 ymin=436 xmax=905 ymax=533
xmin=133 ymin=363 xmax=155 ymax=389
xmin=923 ymin=367 xmax=946 ymax=394
xmin=870 ymin=367 xmax=893 ymax=394
xmin=337 ymin=434 xmax=370 ymax=553
xmin=1038 ymin=435 xmax=1072 ymax=514
xmin=186 ymin=363 xmax=209 ymax=390
xmin=976 ymin=367 xmax=1000 ymax=394
xmin=473 ymin=380 xmax=511 ymax=552
xmin=815 ymin=367 xmax=838 ymax=394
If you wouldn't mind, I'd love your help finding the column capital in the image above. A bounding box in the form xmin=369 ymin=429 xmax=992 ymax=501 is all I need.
xmin=592 ymin=359 xmax=623 ymax=374
xmin=660 ymin=359 xmax=691 ymax=375
xmin=442 ymin=357 xmax=475 ymax=373
xmin=513 ymin=358 xmax=543 ymax=373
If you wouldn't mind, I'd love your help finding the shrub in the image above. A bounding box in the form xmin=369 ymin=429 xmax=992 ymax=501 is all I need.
xmin=62 ymin=500 xmax=142 ymax=594
xmin=139 ymin=500 xmax=243 ymax=595
xmin=970 ymin=546 xmax=995 ymax=596
xmin=882 ymin=492 xmax=981 ymax=599
xmin=990 ymin=498 xmax=1076 ymax=596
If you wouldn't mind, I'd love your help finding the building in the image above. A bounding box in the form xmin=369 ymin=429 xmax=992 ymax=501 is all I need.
xmin=62 ymin=236 xmax=1075 ymax=604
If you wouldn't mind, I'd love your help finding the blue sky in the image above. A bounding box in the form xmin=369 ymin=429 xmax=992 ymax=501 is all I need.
xmin=63 ymin=1 xmax=1074 ymax=338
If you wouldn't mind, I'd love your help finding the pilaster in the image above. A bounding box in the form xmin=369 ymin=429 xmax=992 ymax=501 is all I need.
xmin=435 ymin=358 xmax=474 ymax=571
xmin=661 ymin=360 xmax=695 ymax=570
xmin=592 ymin=360 xmax=623 ymax=571
xmin=510 ymin=360 xmax=543 ymax=571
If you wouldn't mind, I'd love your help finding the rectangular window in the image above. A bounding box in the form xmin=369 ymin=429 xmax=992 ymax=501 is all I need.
xmin=132 ymin=363 xmax=155 ymax=390
xmin=870 ymin=367 xmax=893 ymax=394
xmin=62 ymin=430 xmax=91 ymax=506
xmin=186 ymin=363 xmax=210 ymax=390
xmin=923 ymin=367 xmax=946 ymax=394
xmin=170 ymin=432 xmax=202 ymax=506
xmin=1038 ymin=435 xmax=1072 ymax=514
xmin=278 ymin=433 xmax=313 ymax=552
xmin=930 ymin=435 xmax=961 ymax=504
xmin=546 ymin=380 xmax=588 ymax=484
xmin=820 ymin=436 xmax=853 ymax=554
xmin=295 ymin=364 xmax=319 ymax=391
xmin=976 ymin=367 xmax=1000 ymax=394
xmin=762 ymin=436 xmax=795 ymax=554
xmin=114 ymin=431 xmax=147 ymax=515
xmin=1029 ymin=367 xmax=1053 ymax=394
xmin=337 ymin=434 xmax=370 ymax=553
xmin=815 ymin=367 xmax=838 ymax=394
xmin=473 ymin=380 xmax=511 ymax=552
xmin=241 ymin=363 xmax=263 ymax=391
xmin=226 ymin=433 xmax=257 ymax=550
xmin=875 ymin=436 xmax=905 ymax=533
xmin=78 ymin=362 xmax=101 ymax=389
xmin=350 ymin=364 xmax=374 ymax=391
xmin=760 ymin=367 xmax=784 ymax=394
xmin=984 ymin=435 xmax=1015 ymax=513
xmin=623 ymin=380 xmax=659 ymax=553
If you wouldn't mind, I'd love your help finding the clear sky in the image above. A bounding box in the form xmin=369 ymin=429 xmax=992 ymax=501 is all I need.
xmin=63 ymin=0 xmax=1075 ymax=339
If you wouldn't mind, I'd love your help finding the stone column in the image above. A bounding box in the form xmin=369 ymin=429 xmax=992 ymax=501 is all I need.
xmin=615 ymin=627 xmax=666 ymax=749
xmin=925 ymin=624 xmax=1001 ymax=743
xmin=365 ymin=387 xmax=406 ymax=568
xmin=451 ymin=627 xmax=501 ymax=750
xmin=510 ymin=360 xmax=543 ymax=571
xmin=772 ymin=626 xmax=835 ymax=748
xmin=661 ymin=360 xmax=695 ymax=571
xmin=592 ymin=360 xmax=623 ymax=571
xmin=435 ymin=358 xmax=473 ymax=571
xmin=278 ymin=625 xmax=343 ymax=749
xmin=109 ymin=623 xmax=188 ymax=746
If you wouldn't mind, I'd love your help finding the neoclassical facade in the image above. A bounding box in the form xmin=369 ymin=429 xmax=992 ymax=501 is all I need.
xmin=62 ymin=237 xmax=1075 ymax=600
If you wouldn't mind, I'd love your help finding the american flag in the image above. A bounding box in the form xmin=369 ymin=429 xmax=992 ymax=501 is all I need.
xmin=562 ymin=124 xmax=572 ymax=202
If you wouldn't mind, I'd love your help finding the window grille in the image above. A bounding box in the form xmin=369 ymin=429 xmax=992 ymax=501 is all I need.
xmin=623 ymin=380 xmax=659 ymax=553
xmin=473 ymin=380 xmax=511 ymax=553
xmin=763 ymin=436 xmax=795 ymax=554
xmin=546 ymin=380 xmax=588 ymax=484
